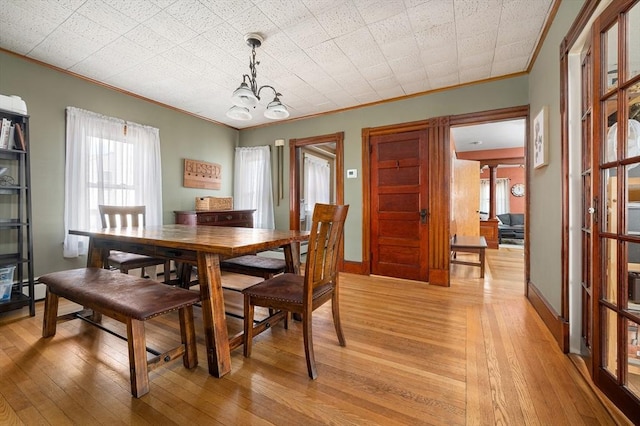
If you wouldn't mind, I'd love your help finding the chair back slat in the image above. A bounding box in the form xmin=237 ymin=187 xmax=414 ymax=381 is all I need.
xmin=98 ymin=205 xmax=146 ymax=229
xmin=304 ymin=204 xmax=349 ymax=297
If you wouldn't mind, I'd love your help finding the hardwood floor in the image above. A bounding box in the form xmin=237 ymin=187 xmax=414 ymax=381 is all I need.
xmin=0 ymin=248 xmax=630 ymax=425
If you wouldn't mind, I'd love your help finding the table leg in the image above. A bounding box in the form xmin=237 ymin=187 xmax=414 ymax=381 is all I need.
xmin=197 ymin=251 xmax=231 ymax=377
xmin=480 ymin=248 xmax=485 ymax=278
xmin=283 ymin=242 xmax=301 ymax=274
xmin=86 ymin=238 xmax=108 ymax=269
xmin=86 ymin=238 xmax=109 ymax=322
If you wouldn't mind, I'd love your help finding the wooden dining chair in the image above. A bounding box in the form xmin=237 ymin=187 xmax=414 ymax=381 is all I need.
xmin=242 ymin=203 xmax=349 ymax=379
xmin=98 ymin=205 xmax=170 ymax=282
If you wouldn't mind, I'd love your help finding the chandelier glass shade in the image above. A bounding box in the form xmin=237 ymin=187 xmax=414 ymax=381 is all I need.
xmin=226 ymin=33 xmax=289 ymax=121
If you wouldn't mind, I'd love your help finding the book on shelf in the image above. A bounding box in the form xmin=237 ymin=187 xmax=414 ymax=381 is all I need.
xmin=0 ymin=118 xmax=11 ymax=149
xmin=14 ymin=123 xmax=25 ymax=151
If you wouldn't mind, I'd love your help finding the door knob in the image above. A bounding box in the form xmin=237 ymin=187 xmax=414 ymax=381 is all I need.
xmin=420 ymin=209 xmax=428 ymax=224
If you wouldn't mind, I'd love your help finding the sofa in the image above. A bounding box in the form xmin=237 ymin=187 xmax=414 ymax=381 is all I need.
xmin=497 ymin=213 xmax=525 ymax=243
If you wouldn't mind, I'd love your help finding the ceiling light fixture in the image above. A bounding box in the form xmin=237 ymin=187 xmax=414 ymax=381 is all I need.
xmin=226 ymin=33 xmax=289 ymax=121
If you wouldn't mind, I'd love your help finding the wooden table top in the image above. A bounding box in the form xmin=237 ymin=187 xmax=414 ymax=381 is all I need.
xmin=70 ymin=224 xmax=310 ymax=257
xmin=451 ymin=235 xmax=487 ymax=249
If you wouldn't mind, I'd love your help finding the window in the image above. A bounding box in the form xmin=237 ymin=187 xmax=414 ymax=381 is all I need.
xmin=480 ymin=177 xmax=510 ymax=215
xmin=303 ymin=153 xmax=330 ymax=231
xmin=63 ymin=107 xmax=163 ymax=257
xmin=233 ymin=146 xmax=274 ymax=229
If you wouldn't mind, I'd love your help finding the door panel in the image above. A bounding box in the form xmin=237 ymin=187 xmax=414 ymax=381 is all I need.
xmin=590 ymin=0 xmax=640 ymax=420
xmin=580 ymin=32 xmax=594 ymax=375
xmin=371 ymin=130 xmax=428 ymax=281
xmin=452 ymin=158 xmax=481 ymax=236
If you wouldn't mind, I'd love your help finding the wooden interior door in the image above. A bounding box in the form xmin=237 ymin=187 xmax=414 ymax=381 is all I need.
xmin=370 ymin=130 xmax=429 ymax=281
xmin=589 ymin=0 xmax=640 ymax=421
xmin=579 ymin=35 xmax=594 ymax=377
xmin=452 ymin=158 xmax=480 ymax=236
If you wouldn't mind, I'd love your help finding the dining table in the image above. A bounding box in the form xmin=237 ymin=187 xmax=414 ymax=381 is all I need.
xmin=69 ymin=224 xmax=309 ymax=378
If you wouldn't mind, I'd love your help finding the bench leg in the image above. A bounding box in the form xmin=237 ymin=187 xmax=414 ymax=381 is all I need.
xmin=42 ymin=289 xmax=59 ymax=338
xmin=179 ymin=306 xmax=198 ymax=369
xmin=127 ymin=318 xmax=149 ymax=398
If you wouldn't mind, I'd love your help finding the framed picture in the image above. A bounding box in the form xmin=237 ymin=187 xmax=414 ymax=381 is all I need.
xmin=533 ymin=106 xmax=548 ymax=169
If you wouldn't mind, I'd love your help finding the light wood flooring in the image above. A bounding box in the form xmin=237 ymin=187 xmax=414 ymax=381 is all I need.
xmin=0 ymin=248 xmax=630 ymax=425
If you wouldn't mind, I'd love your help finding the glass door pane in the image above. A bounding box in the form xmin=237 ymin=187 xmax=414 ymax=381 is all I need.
xmin=627 ymin=4 xmax=640 ymax=81
xmin=604 ymin=23 xmax=618 ymax=92
xmin=603 ymin=307 xmax=619 ymax=378
xmin=627 ymin=318 xmax=640 ymax=398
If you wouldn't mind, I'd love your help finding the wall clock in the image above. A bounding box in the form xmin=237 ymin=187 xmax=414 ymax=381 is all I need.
xmin=511 ymin=183 xmax=525 ymax=197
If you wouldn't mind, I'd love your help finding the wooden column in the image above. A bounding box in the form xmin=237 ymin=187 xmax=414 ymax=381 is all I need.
xmin=489 ymin=165 xmax=497 ymax=219
xmin=480 ymin=165 xmax=500 ymax=249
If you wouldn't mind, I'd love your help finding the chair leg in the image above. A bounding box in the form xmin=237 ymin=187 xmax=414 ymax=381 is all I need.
xmin=163 ymin=261 xmax=172 ymax=283
xmin=127 ymin=318 xmax=150 ymax=398
xmin=42 ymin=289 xmax=59 ymax=338
xmin=332 ymin=291 xmax=346 ymax=347
xmin=179 ymin=306 xmax=198 ymax=369
xmin=302 ymin=312 xmax=318 ymax=379
xmin=243 ymin=295 xmax=255 ymax=357
xmin=283 ymin=311 xmax=290 ymax=329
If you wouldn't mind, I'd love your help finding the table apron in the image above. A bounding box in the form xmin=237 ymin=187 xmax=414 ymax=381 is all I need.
xmin=93 ymin=239 xmax=198 ymax=264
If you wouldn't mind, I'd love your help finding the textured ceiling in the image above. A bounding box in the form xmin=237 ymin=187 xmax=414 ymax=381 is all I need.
xmin=452 ymin=119 xmax=525 ymax=152
xmin=0 ymin=0 xmax=554 ymax=129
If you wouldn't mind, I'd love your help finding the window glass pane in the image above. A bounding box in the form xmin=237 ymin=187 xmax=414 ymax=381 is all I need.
xmin=603 ymin=307 xmax=619 ymax=378
xmin=626 ymin=84 xmax=640 ymax=159
xmin=582 ymin=288 xmax=591 ymax=347
xmin=582 ymin=111 xmax=592 ymax=170
xmin=626 ymin=165 xmax=640 ymax=235
xmin=629 ymin=264 xmax=640 ymax=312
xmin=603 ymin=23 xmax=618 ymax=92
xmin=627 ymin=2 xmax=640 ymax=81
xmin=626 ymin=319 xmax=640 ymax=398
xmin=605 ymin=96 xmax=618 ymax=162
xmin=605 ymin=22 xmax=618 ymax=92
xmin=603 ymin=167 xmax=617 ymax=233
xmin=603 ymin=237 xmax=618 ymax=304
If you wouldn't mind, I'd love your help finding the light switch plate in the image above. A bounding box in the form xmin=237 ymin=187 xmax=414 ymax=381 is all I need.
xmin=347 ymin=169 xmax=357 ymax=178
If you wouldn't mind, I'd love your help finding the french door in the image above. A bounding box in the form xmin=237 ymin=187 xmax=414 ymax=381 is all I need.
xmin=589 ymin=0 xmax=640 ymax=419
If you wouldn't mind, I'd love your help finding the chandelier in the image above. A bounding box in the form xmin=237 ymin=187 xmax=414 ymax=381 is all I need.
xmin=226 ymin=33 xmax=289 ymax=121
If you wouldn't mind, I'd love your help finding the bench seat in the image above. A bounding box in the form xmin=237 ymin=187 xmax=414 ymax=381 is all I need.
xmin=40 ymin=268 xmax=200 ymax=398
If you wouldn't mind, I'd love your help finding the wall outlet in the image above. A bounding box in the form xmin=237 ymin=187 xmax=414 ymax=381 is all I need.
xmin=347 ymin=169 xmax=357 ymax=178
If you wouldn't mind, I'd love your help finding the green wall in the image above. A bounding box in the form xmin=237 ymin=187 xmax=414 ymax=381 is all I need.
xmin=239 ymin=77 xmax=529 ymax=262
xmin=0 ymin=0 xmax=583 ymax=320
xmin=528 ymin=0 xmax=586 ymax=313
xmin=0 ymin=51 xmax=239 ymax=276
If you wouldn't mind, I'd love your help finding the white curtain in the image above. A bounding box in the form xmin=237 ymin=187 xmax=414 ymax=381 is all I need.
xmin=479 ymin=179 xmax=490 ymax=215
xmin=480 ymin=178 xmax=510 ymax=215
xmin=303 ymin=154 xmax=330 ymax=229
xmin=63 ymin=107 xmax=163 ymax=258
xmin=234 ymin=146 xmax=274 ymax=229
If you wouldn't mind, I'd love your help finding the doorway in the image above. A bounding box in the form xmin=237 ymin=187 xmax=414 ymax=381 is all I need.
xmin=452 ymin=118 xmax=527 ymax=249
xmin=289 ymin=132 xmax=344 ymax=229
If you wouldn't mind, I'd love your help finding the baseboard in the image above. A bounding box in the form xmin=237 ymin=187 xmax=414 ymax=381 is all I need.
xmin=341 ymin=261 xmax=367 ymax=275
xmin=527 ymin=280 xmax=569 ymax=352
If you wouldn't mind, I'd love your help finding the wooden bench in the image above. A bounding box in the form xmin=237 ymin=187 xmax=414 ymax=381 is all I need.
xmin=40 ymin=268 xmax=200 ymax=398
xmin=450 ymin=235 xmax=488 ymax=278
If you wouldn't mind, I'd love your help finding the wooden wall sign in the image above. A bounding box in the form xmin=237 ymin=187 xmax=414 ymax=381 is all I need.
xmin=183 ymin=159 xmax=221 ymax=190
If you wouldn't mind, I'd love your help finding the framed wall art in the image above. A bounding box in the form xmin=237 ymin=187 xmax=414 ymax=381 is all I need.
xmin=533 ymin=106 xmax=548 ymax=169
xmin=183 ymin=159 xmax=222 ymax=190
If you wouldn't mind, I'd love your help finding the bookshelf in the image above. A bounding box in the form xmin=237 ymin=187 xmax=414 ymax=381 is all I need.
xmin=0 ymin=107 xmax=35 ymax=316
